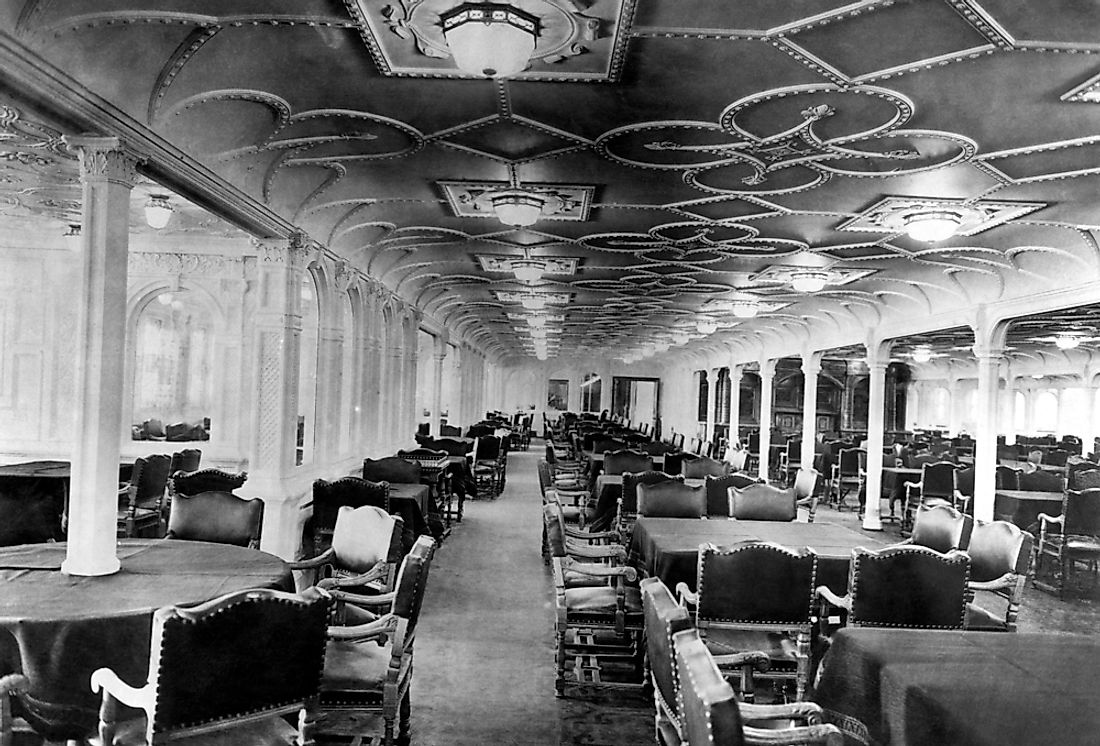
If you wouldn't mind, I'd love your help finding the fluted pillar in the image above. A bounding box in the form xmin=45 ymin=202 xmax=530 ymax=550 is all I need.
xmin=972 ymin=343 xmax=1005 ymax=522
xmin=862 ymin=342 xmax=891 ymax=531
xmin=800 ymin=352 xmax=822 ymax=471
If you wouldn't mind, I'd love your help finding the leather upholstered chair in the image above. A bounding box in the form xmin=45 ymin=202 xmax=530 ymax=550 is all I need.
xmin=591 ymin=438 xmax=627 ymax=460
xmin=817 ymin=545 xmax=971 ymax=629
xmin=729 ymin=483 xmax=797 ymax=522
xmin=89 ymin=587 xmax=331 ymax=746
xmin=673 ymin=628 xmax=842 ymax=746
xmin=618 ymin=470 xmax=680 ymax=536
xmin=793 ymin=468 xmax=820 ymax=523
xmin=637 ymin=480 xmax=706 ymax=519
xmin=704 ymin=473 xmax=760 ymax=518
xmin=309 ymin=477 xmax=390 ymax=553
xmin=677 ymin=541 xmax=817 ymax=702
xmin=317 ymin=536 xmax=436 ymax=746
xmin=1068 ymin=464 xmax=1100 ymax=490
xmin=902 ymin=461 xmax=965 ymax=534
xmin=362 ymin=456 xmax=420 ymax=485
xmin=168 ymin=468 xmax=247 ymax=497
xmin=681 ymin=456 xmax=730 ymax=480
xmin=602 ymin=449 xmax=653 ymax=477
xmin=165 ymin=491 xmax=265 ymax=548
xmin=167 ymin=448 xmax=201 ymax=476
xmin=904 ymin=503 xmax=973 ymax=553
xmin=995 ymin=464 xmax=1022 ymax=490
xmin=291 ymin=505 xmax=405 ymax=603
xmin=117 ymin=454 xmax=173 ymax=538
xmin=829 ymin=447 xmax=865 ymax=511
xmin=964 ymin=519 xmax=1033 ymax=631
xmin=1019 ymin=468 xmax=1064 ymax=493
xmin=472 ymin=435 xmax=504 ymax=498
xmin=537 ymin=459 xmax=588 ymax=530
xmin=542 ymin=501 xmax=624 ymax=585
xmin=1035 ymin=488 xmax=1100 ymax=597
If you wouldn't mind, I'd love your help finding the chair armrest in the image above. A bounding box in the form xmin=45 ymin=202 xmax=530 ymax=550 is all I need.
xmin=968 ymin=573 xmax=1017 ymax=592
xmin=90 ymin=668 xmax=154 ymax=711
xmin=288 ymin=547 xmax=337 ymax=571
xmin=327 ymin=613 xmax=398 ymax=643
xmin=675 ymin=582 xmax=698 ymax=608
xmin=713 ymin=651 xmax=770 ymax=672
xmin=563 ymin=542 xmax=627 ymax=561
xmin=0 ymin=673 xmax=28 ymax=696
xmin=562 ymin=557 xmax=637 ymax=582
xmin=322 ymin=563 xmax=387 ymax=589
xmin=324 ymin=588 xmax=394 ymax=610
xmin=564 ymin=526 xmax=620 ymax=543
xmin=1037 ymin=512 xmax=1064 ymax=528
xmin=741 ymin=700 xmax=825 ymax=725
xmin=742 ymin=723 xmax=843 ymax=746
xmin=815 ymin=585 xmax=850 ymax=611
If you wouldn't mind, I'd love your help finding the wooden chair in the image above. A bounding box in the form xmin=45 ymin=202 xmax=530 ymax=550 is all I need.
xmin=817 ymin=545 xmax=971 ymax=630
xmin=290 ymin=505 xmax=405 ymax=604
xmin=317 ymin=536 xmax=436 ymax=746
xmin=829 ymin=447 xmax=865 ymax=511
xmin=965 ymin=520 xmax=1033 ymax=631
xmin=729 ymin=483 xmax=797 ymax=522
xmin=363 ymin=456 xmax=420 ymax=485
xmin=618 ymin=470 xmax=680 ymax=536
xmin=117 ymin=454 xmax=173 ymax=538
xmin=0 ymin=673 xmax=33 ymax=746
xmin=778 ymin=438 xmax=801 ymax=484
xmin=168 ymin=468 xmax=247 ymax=497
xmin=681 ymin=456 xmax=730 ymax=480
xmin=703 ymin=473 xmax=759 ymax=518
xmin=602 ymin=449 xmax=653 ymax=477
xmin=677 ymin=541 xmax=817 ymax=702
xmin=1035 ymin=488 xmax=1100 ymax=597
xmin=637 ymin=480 xmax=706 ymax=519
xmin=309 ymin=477 xmax=388 ymax=552
xmin=167 ymin=448 xmax=201 ymax=476
xmin=902 ymin=503 xmax=973 ymax=554
xmin=902 ymin=461 xmax=965 ymax=535
xmin=673 ymin=628 xmax=842 ymax=746
xmin=89 ymin=587 xmax=331 ymax=746
xmin=472 ymin=434 xmax=504 ymax=498
xmin=793 ymin=468 xmax=820 ymax=523
xmin=165 ymin=491 xmax=265 ymax=548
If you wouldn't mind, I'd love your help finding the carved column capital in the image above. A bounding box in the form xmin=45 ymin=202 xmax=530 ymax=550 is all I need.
xmin=64 ymin=136 xmax=141 ymax=188
xmin=334 ymin=260 xmax=356 ymax=292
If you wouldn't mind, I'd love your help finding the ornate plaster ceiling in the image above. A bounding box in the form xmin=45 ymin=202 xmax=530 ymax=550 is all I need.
xmin=2 ymin=1 xmax=1100 ymax=363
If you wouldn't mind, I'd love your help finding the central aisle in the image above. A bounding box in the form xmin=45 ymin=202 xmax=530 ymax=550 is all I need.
xmin=409 ymin=445 xmax=652 ymax=745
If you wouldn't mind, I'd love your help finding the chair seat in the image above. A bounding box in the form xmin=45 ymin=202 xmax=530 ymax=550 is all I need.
xmin=117 ymin=507 xmax=158 ymax=522
xmin=321 ymin=639 xmax=406 ymax=705
xmin=560 ymin=505 xmax=584 ymax=522
xmin=702 ymin=629 xmax=798 ymax=666
xmin=564 ymin=586 xmax=642 ymax=614
xmin=1065 ymin=536 xmax=1100 ymax=553
xmin=564 ymin=569 xmax=610 ymax=588
xmin=90 ymin=713 xmax=298 ymax=746
xmin=964 ymin=602 xmax=1007 ymax=631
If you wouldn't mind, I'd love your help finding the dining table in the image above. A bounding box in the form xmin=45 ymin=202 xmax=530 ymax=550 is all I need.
xmin=880 ymin=466 xmax=922 ymax=518
xmin=0 ymin=461 xmax=132 ymax=540
xmin=814 ymin=627 xmax=1100 ymax=746
xmin=386 ymin=481 xmax=438 ymax=543
xmin=993 ymin=489 xmax=1063 ymax=530
xmin=627 ymin=516 xmax=885 ymax=595
xmin=0 ymin=539 xmax=292 ymax=740
xmin=588 ymin=475 xmax=705 ymax=531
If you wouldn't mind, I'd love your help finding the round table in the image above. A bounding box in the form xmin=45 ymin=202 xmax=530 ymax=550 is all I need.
xmin=0 ymin=539 xmax=292 ymax=739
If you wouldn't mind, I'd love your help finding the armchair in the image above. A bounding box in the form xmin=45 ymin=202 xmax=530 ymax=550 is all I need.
xmin=363 ymin=456 xmax=421 ymax=485
xmin=543 ymin=500 xmax=627 ymax=588
xmin=316 ymin=537 xmax=436 ymax=746
xmin=673 ymin=628 xmax=843 ymax=746
xmin=681 ymin=456 xmax=730 ymax=480
xmin=165 ymin=491 xmax=264 ymax=548
xmin=290 ymin=505 xmax=404 ymax=604
xmin=817 ymin=545 xmax=970 ymax=630
xmin=902 ymin=461 xmax=965 ymax=535
xmin=618 ymin=470 xmax=681 ymax=537
xmin=677 ymin=541 xmax=817 ymax=702
xmin=0 ymin=673 xmax=32 ymax=745
xmin=90 ymin=587 xmax=330 ymax=746
xmin=829 ymin=447 xmax=865 ymax=512
xmin=964 ymin=519 xmax=1033 ymax=631
xmin=168 ymin=468 xmax=247 ymax=497
xmin=602 ymin=449 xmax=653 ymax=477
xmin=637 ymin=480 xmax=706 ymax=519
xmin=117 ymin=454 xmax=173 ymax=538
xmin=729 ymin=483 xmax=797 ymax=522
xmin=793 ymin=468 xmax=821 ymax=523
xmin=472 ymin=435 xmax=504 ymax=498
xmin=1035 ymin=487 xmax=1100 ymax=597
xmin=902 ymin=503 xmax=973 ymax=553
xmin=777 ymin=438 xmax=801 ymax=484
xmin=309 ymin=477 xmax=389 ymax=552
xmin=704 ymin=473 xmax=761 ymax=518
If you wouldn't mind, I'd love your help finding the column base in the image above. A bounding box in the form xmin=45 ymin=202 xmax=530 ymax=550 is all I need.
xmin=61 ymin=554 xmax=121 ymax=577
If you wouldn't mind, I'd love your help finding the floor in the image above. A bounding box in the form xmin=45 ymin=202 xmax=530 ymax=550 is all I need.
xmin=405 ymin=443 xmax=1100 ymax=746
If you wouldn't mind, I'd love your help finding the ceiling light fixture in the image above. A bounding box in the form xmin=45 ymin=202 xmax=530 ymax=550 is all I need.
xmin=654 ymin=340 xmax=670 ymax=353
xmin=491 ymin=190 xmax=545 ymax=227
xmin=441 ymin=3 xmax=539 ymax=79
xmin=731 ymin=298 xmax=759 ymax=318
xmin=790 ymin=270 xmax=829 ymax=293
xmin=911 ymin=346 xmax=933 ymax=363
xmin=62 ymin=223 xmax=81 ymax=251
xmin=672 ymin=331 xmax=690 ymax=346
xmin=530 ymin=327 xmax=548 ymax=339
xmin=902 ymin=210 xmax=963 ymax=242
xmin=696 ymin=317 xmax=718 ymax=335
xmin=526 ymin=315 xmax=547 ymax=328
xmin=535 ymin=350 xmax=548 ymax=360
xmin=1054 ymin=333 xmax=1081 ymax=350
xmin=520 ymin=294 xmax=547 ymax=311
xmin=511 ymin=258 xmax=545 ymax=284
xmin=144 ymin=194 xmax=173 ymax=229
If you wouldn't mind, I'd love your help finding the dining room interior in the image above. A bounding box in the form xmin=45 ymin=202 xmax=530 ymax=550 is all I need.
xmin=1 ymin=1 xmax=1100 ymax=745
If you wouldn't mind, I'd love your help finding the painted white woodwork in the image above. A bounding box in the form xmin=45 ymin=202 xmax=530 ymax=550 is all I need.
xmin=758 ymin=359 xmax=776 ymax=482
xmin=800 ymin=352 xmax=822 ymax=472
xmin=862 ymin=342 xmax=890 ymax=532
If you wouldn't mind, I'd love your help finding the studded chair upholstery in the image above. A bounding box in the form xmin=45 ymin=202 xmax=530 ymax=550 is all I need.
xmin=965 ymin=520 xmax=1033 ymax=631
xmin=704 ymin=473 xmax=760 ymax=518
xmin=681 ymin=456 xmax=731 ymax=480
xmin=90 ymin=587 xmax=331 ymax=746
xmin=165 ymin=490 xmax=265 ymax=549
xmin=619 ymin=470 xmax=681 ymax=536
xmin=602 ymin=449 xmax=653 ymax=477
xmin=995 ymin=465 xmax=1022 ymax=490
xmin=637 ymin=480 xmax=706 ymax=519
xmin=904 ymin=503 xmax=973 ymax=553
xmin=730 ymin=483 xmax=797 ymax=522
xmin=168 ymin=468 xmax=247 ymax=497
xmin=317 ymin=536 xmax=436 ymax=746
xmin=1035 ymin=488 xmax=1100 ymax=597
xmin=817 ymin=545 xmax=971 ymax=630
xmin=677 ymin=541 xmax=817 ymax=702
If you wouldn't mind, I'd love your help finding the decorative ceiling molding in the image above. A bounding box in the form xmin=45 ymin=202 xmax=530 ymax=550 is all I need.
xmin=343 ymin=0 xmax=638 ymax=81
xmin=477 ymin=254 xmax=579 ymax=275
xmin=750 ymin=263 xmax=874 ymax=287
xmin=1061 ymin=71 xmax=1100 ymax=103
xmin=494 ymin=289 xmax=571 ymax=305
xmin=440 ymin=180 xmax=594 ymax=221
xmin=836 ymin=196 xmax=1047 ymax=237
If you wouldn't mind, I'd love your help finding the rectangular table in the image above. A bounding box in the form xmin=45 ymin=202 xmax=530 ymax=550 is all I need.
xmin=814 ymin=628 xmax=1100 ymax=746
xmin=589 ymin=475 xmax=704 ymax=531
xmin=627 ymin=516 xmax=885 ymax=595
xmin=994 ymin=489 xmax=1062 ymax=529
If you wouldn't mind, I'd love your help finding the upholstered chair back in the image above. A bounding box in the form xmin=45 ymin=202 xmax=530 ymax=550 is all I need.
xmin=1019 ymin=468 xmax=1063 ymax=492
xmin=640 ymin=578 xmax=692 ymax=739
xmin=1064 ymin=488 xmax=1100 ymax=537
xmin=673 ymin=629 xmax=746 ymax=746
xmin=391 ymin=536 xmax=436 ymax=628
xmin=910 ymin=503 xmax=973 ymax=553
xmin=134 ymin=454 xmax=173 ymax=504
xmin=968 ymin=520 xmax=1032 ymax=582
xmin=641 ymin=441 xmax=675 ymax=456
xmin=637 ymin=480 xmax=706 ymax=519
xmin=792 ymin=468 xmax=819 ymax=502
xmin=1068 ymin=465 xmax=1100 ymax=490
xmin=542 ymin=502 xmax=567 ymax=558
xmin=430 ymin=437 xmax=473 ymax=456
xmin=168 ymin=448 xmax=202 ymax=475
xmin=169 ymin=468 xmax=247 ymax=497
xmin=848 ymin=545 xmax=970 ymax=628
xmin=603 ymin=449 xmax=653 ymax=476
xmin=363 ymin=456 xmax=421 ymax=484
xmin=919 ymin=462 xmax=960 ymax=501
xmin=312 ymin=477 xmax=389 ymax=542
xmin=729 ymin=483 xmax=797 ymax=521
xmin=621 ymin=470 xmax=680 ymax=515
xmin=662 ymin=451 xmax=688 ymax=476
xmin=696 ymin=541 xmax=816 ymax=624
xmin=995 ymin=465 xmax=1021 ymax=490
xmin=331 ymin=505 xmax=402 ymax=573
xmin=704 ymin=473 xmax=760 ymax=517
xmin=165 ymin=491 xmax=264 ymax=548
xmin=681 ymin=456 xmax=730 ymax=480
xmin=593 ymin=438 xmax=628 ymax=456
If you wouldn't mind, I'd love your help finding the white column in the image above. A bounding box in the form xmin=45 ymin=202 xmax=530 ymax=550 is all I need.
xmin=432 ymin=334 xmax=448 ymax=435
xmin=317 ymin=323 xmax=342 ymax=465
xmin=972 ymin=344 xmax=1005 ymax=523
xmin=862 ymin=347 xmax=889 ymax=531
xmin=800 ymin=352 xmax=822 ymax=471
xmin=1003 ymin=367 xmax=1017 ymax=446
xmin=758 ymin=359 xmax=776 ymax=481
xmin=61 ymin=137 xmax=138 ymax=576
xmin=729 ymin=365 xmax=742 ymax=449
xmin=947 ymin=375 xmax=962 ymax=435
xmin=705 ymin=367 xmax=720 ymax=444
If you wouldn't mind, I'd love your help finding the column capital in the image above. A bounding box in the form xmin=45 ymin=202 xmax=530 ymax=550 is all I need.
xmin=800 ymin=353 xmax=822 ymax=376
xmin=971 ymin=343 xmax=1006 ymax=362
xmin=64 ymin=136 xmax=141 ymax=188
xmin=334 ymin=259 xmax=356 ymax=292
xmin=759 ymin=358 xmax=777 ymax=378
xmin=253 ymin=232 xmax=318 ymax=270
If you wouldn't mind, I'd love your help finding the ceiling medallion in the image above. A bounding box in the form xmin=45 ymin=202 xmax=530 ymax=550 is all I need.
xmin=344 ymin=0 xmax=637 ymax=82
xmin=1062 ymin=72 xmax=1100 ymax=103
xmin=481 ymin=255 xmax=578 ymax=281
xmin=836 ymin=196 xmax=1045 ymax=239
xmin=495 ymin=290 xmax=570 ymax=307
xmin=441 ymin=180 xmax=594 ymax=222
xmin=751 ymin=263 xmax=874 ymax=290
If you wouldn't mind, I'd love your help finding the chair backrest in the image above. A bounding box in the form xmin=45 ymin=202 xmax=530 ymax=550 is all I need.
xmin=113 ymin=587 xmax=330 ymax=744
xmin=725 ymin=448 xmax=748 ymax=472
xmin=439 ymin=424 xmax=462 ymax=437
xmin=730 ymin=483 xmax=797 ymax=521
xmin=848 ymin=545 xmax=970 ymax=629
xmin=673 ymin=628 xmax=748 ymax=746
xmin=696 ymin=541 xmax=816 ymax=624
xmin=134 ymin=453 xmax=173 ymax=503
xmin=475 ymin=435 xmax=502 ymax=460
xmin=165 ymin=491 xmax=265 ymax=548
xmin=1064 ymin=488 xmax=1100 ymax=537
xmin=995 ymin=465 xmax=1021 ymax=490
xmin=465 ymin=424 xmax=493 ymax=439
xmin=637 ymin=480 xmax=706 ymax=518
xmin=703 ymin=473 xmax=759 ymax=517
xmin=968 ymin=519 xmax=1032 ymax=582
xmin=640 ymin=578 xmax=692 ymax=738
xmin=919 ymin=461 xmax=959 ymax=500
xmin=603 ymin=449 xmax=654 ymax=476
xmin=792 ymin=468 xmax=818 ymax=502
xmin=1068 ymin=465 xmax=1100 ymax=490
xmin=910 ymin=503 xmax=972 ymax=553
xmin=0 ymin=490 xmax=57 ymax=546
xmin=593 ymin=438 xmax=627 ymax=456
xmin=429 ymin=437 xmax=473 ymax=456
xmin=785 ymin=438 xmax=802 ymax=464
xmin=311 ymin=477 xmax=389 ymax=541
xmin=362 ymin=456 xmax=421 ymax=484
xmin=542 ymin=501 xmax=569 ymax=558
xmin=681 ymin=456 xmax=730 ymax=480
xmin=641 ymin=441 xmax=674 ymax=456
xmin=168 ymin=448 xmax=202 ymax=475
xmin=1045 ymin=448 xmax=1070 ymax=466
xmin=621 ymin=470 xmax=681 ymax=517
xmin=536 ymin=459 xmax=554 ymax=497
xmin=331 ymin=505 xmax=404 ymax=574
xmin=1019 ymin=468 xmax=1063 ymax=492
xmin=391 ymin=536 xmax=436 ymax=635
xmin=169 ymin=468 xmax=247 ymax=498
